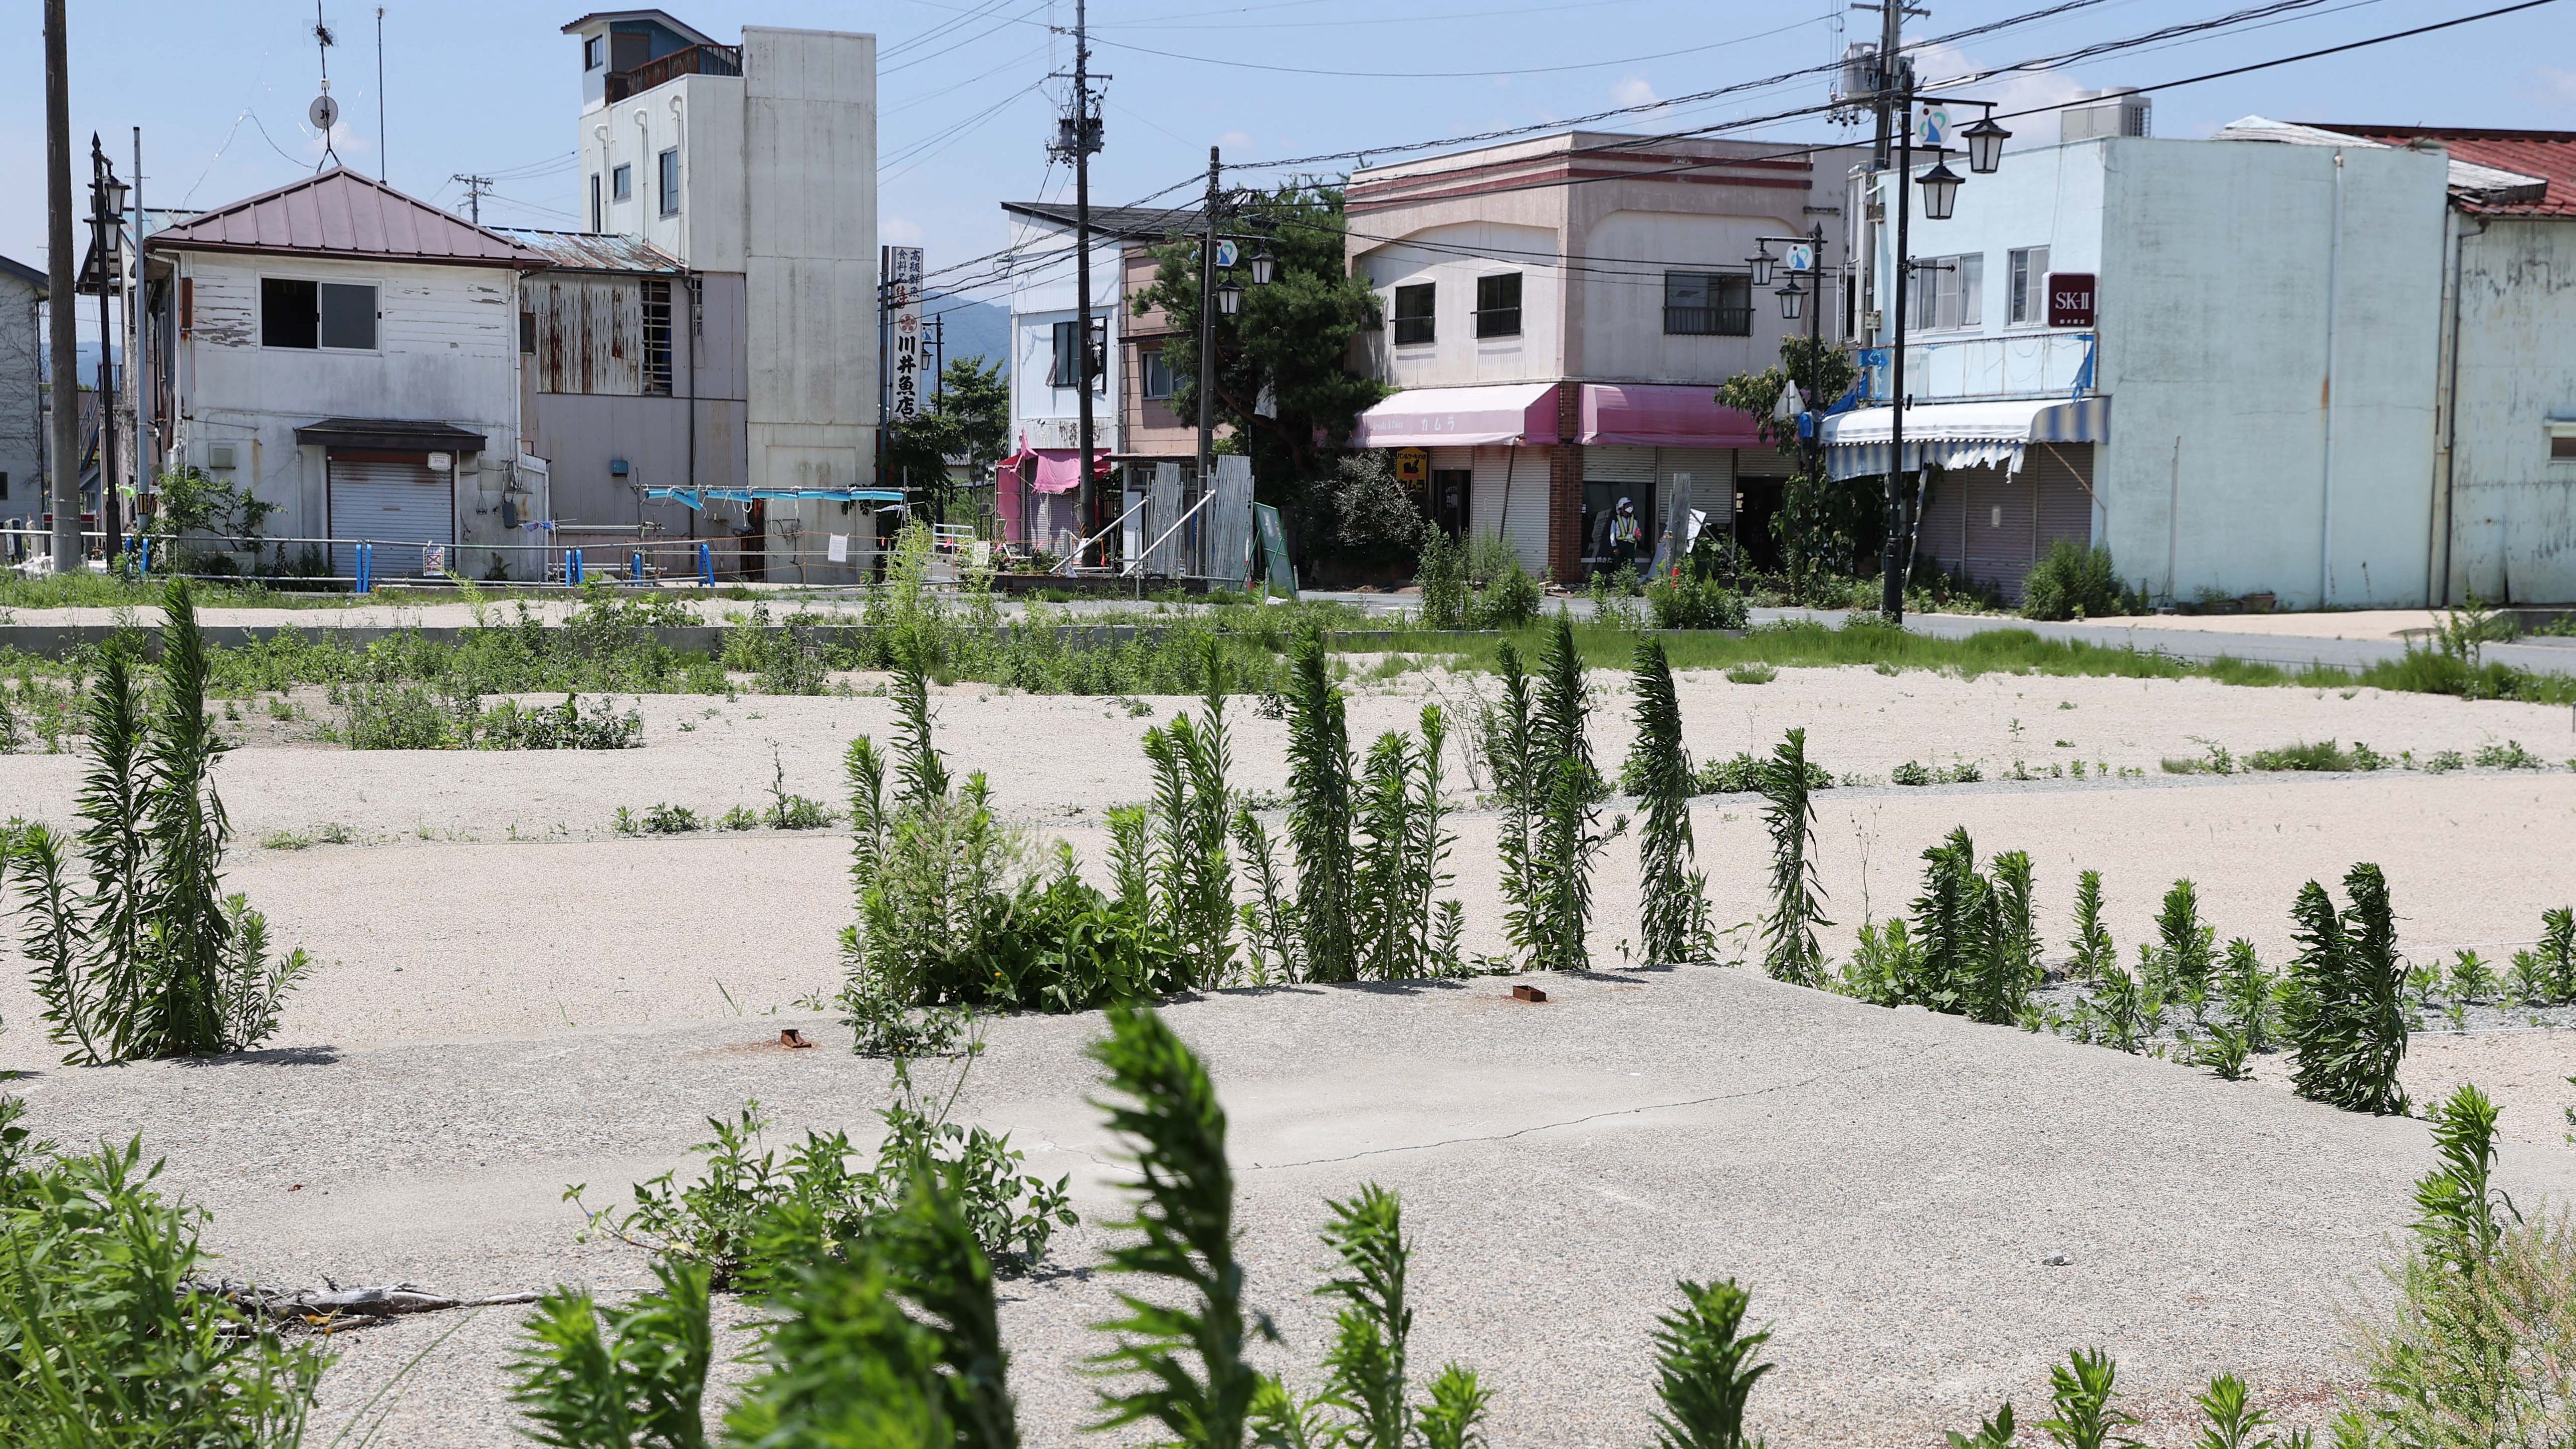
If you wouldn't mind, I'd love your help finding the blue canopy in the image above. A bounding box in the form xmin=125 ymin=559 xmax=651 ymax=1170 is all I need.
xmin=646 ymin=487 xmax=906 ymax=510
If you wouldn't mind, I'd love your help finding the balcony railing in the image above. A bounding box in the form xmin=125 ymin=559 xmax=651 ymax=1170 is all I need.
xmin=1663 ymin=305 xmax=1753 ymax=337
xmin=1859 ymin=330 xmax=2097 ymax=403
xmin=608 ymin=43 xmax=743 ymax=102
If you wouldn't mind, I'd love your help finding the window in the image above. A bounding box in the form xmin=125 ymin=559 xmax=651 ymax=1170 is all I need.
xmin=520 ymin=309 xmax=536 ymax=354
xmin=1392 ymin=282 xmax=1435 ymax=346
xmin=1140 ymin=346 xmax=1174 ymax=400
xmin=2552 ymin=433 xmax=2576 ymax=462
xmin=657 ymin=148 xmax=680 ymax=218
xmin=611 ymin=164 xmax=632 ymax=203
xmin=0 ymin=472 xmax=9 ymax=500
xmin=1663 ymin=272 xmax=1752 ymax=336
xmin=585 ymin=35 xmax=606 ymax=70
xmin=2008 ymin=246 xmax=2050 ymax=325
xmin=1474 ymin=273 xmax=1522 ymax=339
xmin=1049 ymin=318 xmax=1106 ymax=390
xmin=1907 ymin=252 xmax=1983 ymax=331
xmin=641 ymin=279 xmax=674 ymax=395
xmin=261 ymin=278 xmax=378 ymax=350
xmin=589 ymin=174 xmax=602 ymax=233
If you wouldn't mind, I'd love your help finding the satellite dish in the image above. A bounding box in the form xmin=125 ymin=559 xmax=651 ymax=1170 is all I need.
xmin=309 ymin=94 xmax=340 ymax=131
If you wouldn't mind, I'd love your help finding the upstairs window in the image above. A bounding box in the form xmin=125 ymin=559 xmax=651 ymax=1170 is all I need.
xmin=585 ymin=35 xmax=606 ymax=70
xmin=1663 ymin=272 xmax=1752 ymax=336
xmin=589 ymin=174 xmax=602 ymax=233
xmin=1049 ymin=317 xmax=1106 ymax=391
xmin=1474 ymin=272 xmax=1522 ymax=339
xmin=1140 ymin=347 xmax=1174 ymax=400
xmin=1908 ymin=252 xmax=1984 ymax=331
xmin=611 ymin=164 xmax=633 ymax=203
xmin=1392 ymin=282 xmax=1435 ymax=345
xmin=262 ymin=278 xmax=377 ymax=350
xmin=2008 ymin=246 xmax=2050 ymax=324
xmin=658 ymin=148 xmax=681 ymax=218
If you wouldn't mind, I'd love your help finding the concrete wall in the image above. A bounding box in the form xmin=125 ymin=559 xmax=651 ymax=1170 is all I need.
xmin=741 ymin=26 xmax=878 ymax=500
xmin=580 ymin=73 xmax=745 ymax=272
xmin=2445 ymin=215 xmax=2576 ymax=603
xmin=0 ymin=274 xmax=38 ymax=522
xmin=2097 ymin=139 xmax=2447 ymax=609
xmin=164 ymin=249 xmax=520 ymax=551
xmin=1575 ymin=210 xmax=1821 ymax=384
xmin=1354 ymin=220 xmax=1564 ymax=388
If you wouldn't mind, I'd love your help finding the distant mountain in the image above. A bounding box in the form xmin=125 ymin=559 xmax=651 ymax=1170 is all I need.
xmin=926 ymin=293 xmax=1008 ymax=378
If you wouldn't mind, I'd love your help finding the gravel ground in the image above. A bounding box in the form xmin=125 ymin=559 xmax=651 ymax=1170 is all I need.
xmin=17 ymin=970 xmax=2572 ymax=1448
xmin=3 ymin=660 xmax=2575 ymax=1442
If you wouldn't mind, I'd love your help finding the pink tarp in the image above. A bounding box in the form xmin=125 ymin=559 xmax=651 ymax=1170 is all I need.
xmin=1028 ymin=448 xmax=1111 ymax=494
xmin=1350 ymin=382 xmax=1560 ymax=449
xmin=1578 ymin=383 xmax=1763 ymax=448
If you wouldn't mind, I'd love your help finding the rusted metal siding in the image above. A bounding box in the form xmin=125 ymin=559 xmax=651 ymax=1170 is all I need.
xmin=527 ymin=276 xmax=646 ymax=395
xmin=2446 ymin=216 xmax=2576 ymax=604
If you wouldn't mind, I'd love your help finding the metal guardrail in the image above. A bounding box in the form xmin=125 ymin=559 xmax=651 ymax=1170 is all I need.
xmin=0 ymin=528 xmax=903 ymax=593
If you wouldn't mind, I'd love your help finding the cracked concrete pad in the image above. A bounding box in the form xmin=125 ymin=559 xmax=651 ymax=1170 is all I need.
xmin=15 ymin=968 xmax=2565 ymax=1446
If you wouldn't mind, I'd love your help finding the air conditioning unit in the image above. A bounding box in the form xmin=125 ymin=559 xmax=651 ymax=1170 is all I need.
xmin=205 ymin=443 xmax=238 ymax=472
xmin=2061 ymin=89 xmax=2151 ymax=143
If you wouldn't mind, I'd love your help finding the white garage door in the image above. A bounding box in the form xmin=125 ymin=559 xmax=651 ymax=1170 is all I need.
xmin=328 ymin=455 xmax=455 ymax=579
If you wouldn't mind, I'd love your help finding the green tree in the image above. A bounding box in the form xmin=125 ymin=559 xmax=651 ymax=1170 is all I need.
xmin=1713 ymin=334 xmax=1872 ymax=593
xmin=1134 ymin=184 xmax=1385 ymax=560
xmin=883 ymin=356 xmax=1011 ymax=524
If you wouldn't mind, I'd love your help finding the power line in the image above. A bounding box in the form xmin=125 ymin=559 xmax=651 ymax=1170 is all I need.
xmin=1084 ymin=14 xmax=1838 ymax=79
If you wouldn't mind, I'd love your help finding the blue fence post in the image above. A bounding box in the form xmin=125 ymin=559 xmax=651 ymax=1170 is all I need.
xmin=354 ymin=542 xmax=370 ymax=594
xmin=698 ymin=541 xmax=714 ymax=587
xmin=136 ymin=537 xmax=148 ymax=581
xmin=568 ymin=548 xmax=583 ymax=586
xmin=631 ymin=550 xmax=646 ymax=584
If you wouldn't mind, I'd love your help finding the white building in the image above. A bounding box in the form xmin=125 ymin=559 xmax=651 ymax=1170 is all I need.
xmin=1344 ymin=131 xmax=1869 ymax=581
xmin=1827 ymin=113 xmax=2574 ymax=608
xmin=144 ymin=169 xmax=550 ymax=578
xmin=562 ymin=8 xmax=879 ymax=572
xmin=0 ymin=256 xmax=40 ymax=526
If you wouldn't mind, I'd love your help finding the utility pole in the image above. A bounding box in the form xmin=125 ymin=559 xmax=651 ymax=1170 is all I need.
xmin=45 ymin=0 xmax=82 ymax=572
xmin=376 ymin=8 xmax=387 ymax=183
xmin=1863 ymin=0 xmax=1921 ymax=622
xmin=453 ymin=173 xmax=492 ymax=225
xmin=1195 ymin=146 xmax=1220 ymax=501
xmin=1052 ymin=0 xmax=1104 ymax=566
xmin=133 ymin=126 xmax=150 ymax=506
xmin=90 ymin=135 xmax=120 ymax=565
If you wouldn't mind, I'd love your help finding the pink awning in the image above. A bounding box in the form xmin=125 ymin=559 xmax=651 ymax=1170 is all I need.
xmin=1351 ymin=382 xmax=1560 ymax=449
xmin=1027 ymin=448 xmax=1111 ymax=495
xmin=1579 ymin=383 xmax=1764 ymax=448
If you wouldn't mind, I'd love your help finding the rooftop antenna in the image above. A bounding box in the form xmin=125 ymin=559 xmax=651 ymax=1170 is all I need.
xmin=375 ymin=7 xmax=386 ymax=183
xmin=310 ymin=0 xmax=342 ymax=172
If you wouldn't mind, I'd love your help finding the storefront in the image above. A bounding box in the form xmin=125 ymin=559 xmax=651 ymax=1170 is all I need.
xmin=1820 ymin=397 xmax=2108 ymax=601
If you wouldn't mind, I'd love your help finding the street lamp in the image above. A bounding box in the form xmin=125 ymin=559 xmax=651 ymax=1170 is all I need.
xmin=1962 ymin=113 xmax=2010 ymax=174
xmin=1915 ymin=157 xmax=1963 ymax=220
xmin=1214 ymin=277 xmax=1242 ymax=317
xmin=1746 ymin=243 xmax=1774 ymax=288
xmin=1775 ymin=275 xmax=1805 ymax=321
xmin=1248 ymin=247 xmax=1275 ymax=286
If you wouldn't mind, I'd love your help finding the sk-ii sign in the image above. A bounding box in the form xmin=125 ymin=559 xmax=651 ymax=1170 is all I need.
xmin=2047 ymin=273 xmax=2097 ymax=328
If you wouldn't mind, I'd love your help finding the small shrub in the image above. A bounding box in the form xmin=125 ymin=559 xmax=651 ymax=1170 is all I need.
xmin=718 ymin=804 xmax=761 ymax=832
xmin=2506 ymin=907 xmax=2574 ymax=1006
xmin=2474 ymin=739 xmax=2544 ymax=770
xmin=339 ymin=677 xmax=462 ymax=749
xmin=1632 ymin=640 xmax=1713 ymax=966
xmin=475 ymin=693 xmax=644 ymax=750
xmin=2039 ymin=1348 xmax=2141 ymax=1449
xmin=1891 ymin=760 xmax=1933 ymax=786
xmin=2423 ymin=748 xmax=2466 ymax=774
xmin=11 ymin=582 xmax=309 ymax=1062
xmin=767 ymin=748 xmax=834 ymax=830
xmin=2020 ymin=541 xmax=2136 ymax=622
xmin=2282 ymin=863 xmax=2410 ymax=1115
xmin=641 ymin=803 xmax=701 ymax=835
xmin=1647 ymin=1278 xmax=1773 ymax=1449
xmin=2245 ymin=739 xmax=2359 ymax=772
xmin=570 ymin=1084 xmax=1074 ymax=1291
xmin=1724 ymin=662 xmax=1776 ymax=685
xmin=2068 ymin=870 xmax=2116 ymax=979
xmin=2162 ymin=739 xmax=2237 ymax=775
xmin=1760 ymin=728 xmax=1831 ymax=985
xmin=1646 ymin=570 xmax=1748 ymax=631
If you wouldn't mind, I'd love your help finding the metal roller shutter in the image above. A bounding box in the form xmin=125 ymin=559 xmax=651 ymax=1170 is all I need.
xmin=1582 ymin=445 xmax=1655 ymax=486
xmin=1913 ymin=469 xmax=1966 ymax=581
xmin=1468 ymin=445 xmax=1549 ymax=574
xmin=2028 ymin=443 xmax=2096 ymax=553
xmin=1655 ymin=447 xmax=1734 ymax=527
xmin=1959 ymin=464 xmax=2039 ymax=599
xmin=1428 ymin=446 xmax=1474 ymax=472
xmin=328 ymin=455 xmax=455 ymax=580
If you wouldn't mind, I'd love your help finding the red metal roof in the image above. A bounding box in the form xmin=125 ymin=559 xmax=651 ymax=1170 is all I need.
xmin=145 ymin=167 xmax=551 ymax=266
xmin=2312 ymin=125 xmax=2576 ymax=217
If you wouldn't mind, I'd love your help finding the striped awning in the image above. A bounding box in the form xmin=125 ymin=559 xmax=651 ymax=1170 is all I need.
xmin=1820 ymin=396 xmax=2107 ymax=480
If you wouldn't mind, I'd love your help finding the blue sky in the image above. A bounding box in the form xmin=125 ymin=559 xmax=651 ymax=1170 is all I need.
xmin=6 ymin=0 xmax=2572 ymax=332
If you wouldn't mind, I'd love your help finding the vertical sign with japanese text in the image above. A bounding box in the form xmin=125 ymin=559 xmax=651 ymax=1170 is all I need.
xmin=886 ymin=246 xmax=925 ymax=428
